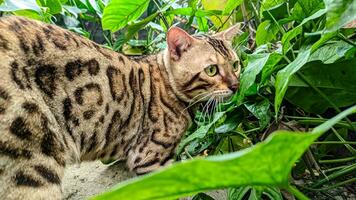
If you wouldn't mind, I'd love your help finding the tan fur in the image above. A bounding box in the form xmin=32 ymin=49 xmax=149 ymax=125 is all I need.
xmin=0 ymin=16 xmax=240 ymax=199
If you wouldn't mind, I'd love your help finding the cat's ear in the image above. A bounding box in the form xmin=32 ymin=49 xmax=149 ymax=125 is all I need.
xmin=167 ymin=27 xmax=194 ymax=61
xmin=213 ymin=23 xmax=242 ymax=42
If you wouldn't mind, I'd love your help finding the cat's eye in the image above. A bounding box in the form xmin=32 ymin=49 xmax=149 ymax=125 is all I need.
xmin=204 ymin=65 xmax=218 ymax=76
xmin=232 ymin=61 xmax=240 ymax=72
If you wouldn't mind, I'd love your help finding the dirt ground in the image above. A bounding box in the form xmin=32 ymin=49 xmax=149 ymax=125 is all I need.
xmin=62 ymin=161 xmax=226 ymax=200
xmin=63 ymin=161 xmax=134 ymax=199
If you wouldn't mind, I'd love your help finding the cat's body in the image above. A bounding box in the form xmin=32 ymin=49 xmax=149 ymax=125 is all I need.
xmin=0 ymin=16 xmax=240 ymax=199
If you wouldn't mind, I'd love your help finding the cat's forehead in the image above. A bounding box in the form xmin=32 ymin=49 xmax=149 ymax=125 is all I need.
xmin=192 ymin=34 xmax=237 ymax=62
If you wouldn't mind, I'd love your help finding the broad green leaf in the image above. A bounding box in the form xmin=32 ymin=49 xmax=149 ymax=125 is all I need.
xmin=87 ymin=0 xmax=103 ymax=17
xmin=324 ymin=0 xmax=356 ymax=32
xmin=309 ymin=41 xmax=354 ymax=64
xmin=92 ymin=106 xmax=356 ymax=200
xmin=113 ymin=12 xmax=159 ymax=49
xmin=102 ymin=0 xmax=150 ymax=32
xmin=291 ymin=0 xmax=324 ymax=22
xmin=222 ymin=0 xmax=243 ymax=15
xmin=260 ymin=0 xmax=285 ymax=15
xmin=13 ymin=10 xmax=43 ymax=20
xmin=261 ymin=2 xmax=288 ymax=20
xmin=237 ymin=54 xmax=270 ymax=98
xmin=282 ymin=8 xmax=326 ymax=54
xmin=39 ymin=0 xmax=62 ymax=14
xmin=255 ymin=20 xmax=279 ymax=46
xmin=0 ymin=0 xmax=41 ymax=13
xmin=286 ymin=58 xmax=356 ymax=113
xmin=201 ymin=0 xmax=229 ymax=29
xmin=245 ymin=99 xmax=271 ymax=128
xmin=274 ymin=49 xmax=311 ymax=114
xmin=260 ymin=53 xmax=283 ymax=84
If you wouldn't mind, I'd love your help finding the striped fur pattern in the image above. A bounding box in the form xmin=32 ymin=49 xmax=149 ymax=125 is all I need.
xmin=0 ymin=16 xmax=241 ymax=199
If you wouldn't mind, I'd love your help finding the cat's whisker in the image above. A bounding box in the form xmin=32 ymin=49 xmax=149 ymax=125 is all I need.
xmin=182 ymin=92 xmax=212 ymax=113
xmin=204 ymin=97 xmax=215 ymax=124
xmin=201 ymin=97 xmax=213 ymax=124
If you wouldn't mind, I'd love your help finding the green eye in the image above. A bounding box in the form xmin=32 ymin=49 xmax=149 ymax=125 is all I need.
xmin=204 ymin=65 xmax=218 ymax=76
xmin=233 ymin=60 xmax=240 ymax=72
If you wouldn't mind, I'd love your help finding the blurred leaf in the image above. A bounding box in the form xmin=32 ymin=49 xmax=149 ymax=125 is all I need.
xmin=275 ymin=49 xmax=311 ymax=114
xmin=102 ymin=0 xmax=150 ymax=32
xmin=39 ymin=0 xmax=62 ymax=14
xmin=13 ymin=9 xmax=43 ymax=20
xmin=286 ymin=58 xmax=356 ymax=113
xmin=223 ymin=0 xmax=243 ymax=15
xmin=255 ymin=20 xmax=279 ymax=46
xmin=202 ymin=0 xmax=228 ymax=29
xmin=324 ymin=0 xmax=356 ymax=32
xmin=92 ymin=106 xmax=356 ymax=200
xmin=0 ymin=0 xmax=41 ymax=13
xmin=86 ymin=0 xmax=103 ymax=17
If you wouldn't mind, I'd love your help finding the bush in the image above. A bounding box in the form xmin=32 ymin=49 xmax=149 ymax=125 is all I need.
xmin=1 ymin=0 xmax=355 ymax=199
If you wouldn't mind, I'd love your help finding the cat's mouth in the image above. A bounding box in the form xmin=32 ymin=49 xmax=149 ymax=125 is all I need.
xmin=209 ymin=90 xmax=234 ymax=103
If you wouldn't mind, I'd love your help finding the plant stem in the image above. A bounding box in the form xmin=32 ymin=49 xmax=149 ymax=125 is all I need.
xmin=312 ymin=163 xmax=356 ymax=187
xmin=307 ymin=178 xmax=356 ymax=191
xmin=319 ymin=156 xmax=356 ymax=164
xmin=330 ymin=127 xmax=356 ymax=154
xmin=313 ymin=141 xmax=356 ymax=145
xmin=286 ymin=185 xmax=310 ymax=200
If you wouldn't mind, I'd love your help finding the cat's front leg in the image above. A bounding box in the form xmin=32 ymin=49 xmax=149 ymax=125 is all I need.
xmin=127 ymin=143 xmax=175 ymax=175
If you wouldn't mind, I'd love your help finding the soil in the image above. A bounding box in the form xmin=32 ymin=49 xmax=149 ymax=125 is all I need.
xmin=63 ymin=161 xmax=134 ymax=200
xmin=62 ymin=161 xmax=227 ymax=200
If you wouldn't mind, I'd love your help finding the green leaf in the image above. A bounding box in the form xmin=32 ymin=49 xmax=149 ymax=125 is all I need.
xmin=260 ymin=0 xmax=285 ymax=15
xmin=92 ymin=106 xmax=356 ymax=200
xmin=324 ymin=0 xmax=356 ymax=32
xmin=255 ymin=20 xmax=279 ymax=46
xmin=291 ymin=0 xmax=324 ymax=22
xmin=281 ymin=8 xmax=326 ymax=54
xmin=102 ymin=0 xmax=150 ymax=32
xmin=245 ymin=99 xmax=271 ymax=128
xmin=309 ymin=41 xmax=354 ymax=64
xmin=223 ymin=0 xmax=243 ymax=15
xmin=178 ymin=112 xmax=225 ymax=153
xmin=274 ymin=49 xmax=311 ymax=114
xmin=228 ymin=187 xmax=251 ymax=200
xmin=237 ymin=54 xmax=270 ymax=99
xmin=286 ymin=58 xmax=356 ymax=113
xmin=0 ymin=0 xmax=41 ymax=13
xmin=261 ymin=2 xmax=288 ymax=20
xmin=39 ymin=0 xmax=62 ymax=14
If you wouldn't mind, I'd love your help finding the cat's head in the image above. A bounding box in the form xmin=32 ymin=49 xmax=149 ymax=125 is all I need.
xmin=164 ymin=25 xmax=242 ymax=103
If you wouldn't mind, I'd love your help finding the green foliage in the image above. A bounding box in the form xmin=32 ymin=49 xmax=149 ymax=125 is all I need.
xmin=93 ymin=106 xmax=356 ymax=200
xmin=324 ymin=0 xmax=356 ymax=31
xmin=1 ymin=0 xmax=355 ymax=199
xmin=102 ymin=0 xmax=150 ymax=32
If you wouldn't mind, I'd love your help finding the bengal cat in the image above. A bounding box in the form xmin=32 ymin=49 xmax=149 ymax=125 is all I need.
xmin=0 ymin=16 xmax=241 ymax=199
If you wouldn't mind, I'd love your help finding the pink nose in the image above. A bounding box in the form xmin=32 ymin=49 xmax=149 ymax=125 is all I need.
xmin=229 ymin=83 xmax=239 ymax=92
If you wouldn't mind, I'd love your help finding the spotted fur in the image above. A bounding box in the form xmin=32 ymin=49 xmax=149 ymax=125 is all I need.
xmin=0 ymin=16 xmax=241 ymax=199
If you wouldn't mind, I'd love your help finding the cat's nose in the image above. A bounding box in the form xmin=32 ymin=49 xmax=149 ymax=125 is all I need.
xmin=229 ymin=83 xmax=239 ymax=93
